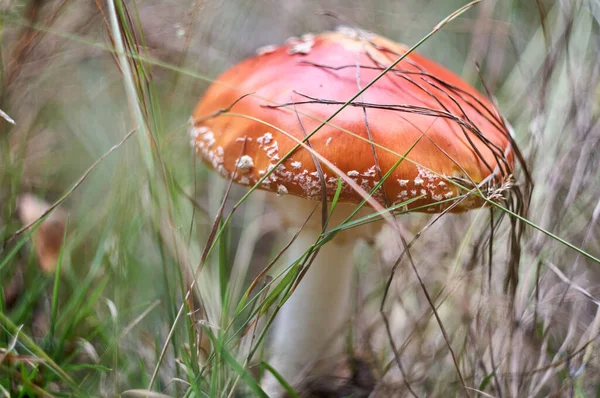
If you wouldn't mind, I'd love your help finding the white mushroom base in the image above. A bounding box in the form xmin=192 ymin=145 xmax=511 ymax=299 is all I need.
xmin=262 ymin=195 xmax=380 ymax=396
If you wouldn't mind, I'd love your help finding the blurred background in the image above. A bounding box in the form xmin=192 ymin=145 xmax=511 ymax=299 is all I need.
xmin=1 ymin=0 xmax=600 ymax=396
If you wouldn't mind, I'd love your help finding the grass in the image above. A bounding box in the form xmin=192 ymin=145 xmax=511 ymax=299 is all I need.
xmin=1 ymin=0 xmax=600 ymax=397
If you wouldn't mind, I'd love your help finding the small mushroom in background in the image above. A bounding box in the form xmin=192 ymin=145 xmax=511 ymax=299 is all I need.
xmin=190 ymin=28 xmax=519 ymax=395
xmin=17 ymin=194 xmax=68 ymax=274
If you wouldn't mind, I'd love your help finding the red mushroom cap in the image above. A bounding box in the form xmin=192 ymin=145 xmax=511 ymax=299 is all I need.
xmin=190 ymin=29 xmax=515 ymax=213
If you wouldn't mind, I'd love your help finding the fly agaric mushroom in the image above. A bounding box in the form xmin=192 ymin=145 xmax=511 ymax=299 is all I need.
xmin=190 ymin=28 xmax=516 ymax=395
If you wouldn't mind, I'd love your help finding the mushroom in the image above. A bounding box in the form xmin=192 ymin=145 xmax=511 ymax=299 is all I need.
xmin=190 ymin=28 xmax=516 ymax=395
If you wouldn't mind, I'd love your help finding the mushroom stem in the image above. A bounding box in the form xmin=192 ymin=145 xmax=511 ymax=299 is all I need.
xmin=263 ymin=226 xmax=355 ymax=395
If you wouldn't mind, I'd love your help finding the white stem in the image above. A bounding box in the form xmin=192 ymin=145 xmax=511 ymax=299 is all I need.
xmin=262 ymin=227 xmax=355 ymax=395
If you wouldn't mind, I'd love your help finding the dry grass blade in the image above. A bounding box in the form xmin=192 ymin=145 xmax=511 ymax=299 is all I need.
xmin=290 ymin=100 xmax=329 ymax=230
xmin=0 ymin=109 xmax=15 ymax=124
xmin=8 ymin=128 xmax=137 ymax=241
xmin=121 ymin=390 xmax=173 ymax=398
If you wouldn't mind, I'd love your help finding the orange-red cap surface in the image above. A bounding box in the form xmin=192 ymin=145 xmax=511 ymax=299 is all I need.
xmin=190 ymin=29 xmax=515 ymax=213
